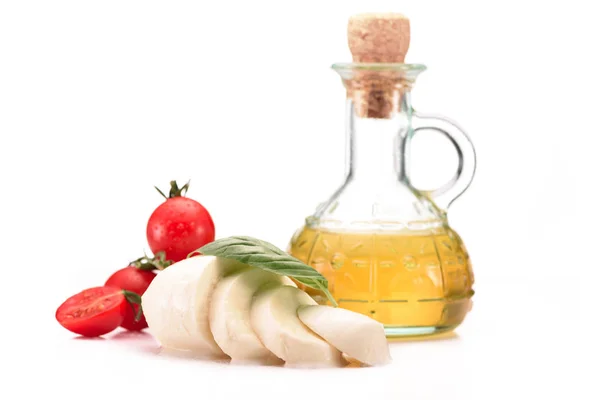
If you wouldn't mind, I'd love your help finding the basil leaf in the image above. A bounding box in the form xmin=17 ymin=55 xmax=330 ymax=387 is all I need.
xmin=199 ymin=236 xmax=338 ymax=307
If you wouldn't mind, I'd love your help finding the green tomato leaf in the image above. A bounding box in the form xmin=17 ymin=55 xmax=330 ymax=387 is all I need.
xmin=198 ymin=236 xmax=338 ymax=307
xmin=122 ymin=290 xmax=143 ymax=322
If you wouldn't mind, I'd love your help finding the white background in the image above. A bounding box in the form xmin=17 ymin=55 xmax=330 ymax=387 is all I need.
xmin=0 ymin=1 xmax=597 ymax=399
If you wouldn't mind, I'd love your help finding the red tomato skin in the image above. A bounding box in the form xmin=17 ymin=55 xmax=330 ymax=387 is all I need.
xmin=55 ymin=287 xmax=127 ymax=337
xmin=146 ymin=197 xmax=215 ymax=263
xmin=105 ymin=267 xmax=156 ymax=331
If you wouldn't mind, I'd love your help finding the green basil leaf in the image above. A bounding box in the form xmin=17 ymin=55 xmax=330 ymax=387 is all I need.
xmin=199 ymin=236 xmax=338 ymax=307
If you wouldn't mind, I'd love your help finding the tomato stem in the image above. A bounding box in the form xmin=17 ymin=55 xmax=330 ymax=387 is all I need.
xmin=130 ymin=251 xmax=172 ymax=271
xmin=122 ymin=290 xmax=143 ymax=322
xmin=154 ymin=180 xmax=190 ymax=199
xmin=154 ymin=186 xmax=168 ymax=199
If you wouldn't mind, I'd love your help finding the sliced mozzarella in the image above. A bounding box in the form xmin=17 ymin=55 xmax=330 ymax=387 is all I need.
xmin=297 ymin=305 xmax=391 ymax=366
xmin=141 ymin=255 xmax=246 ymax=356
xmin=250 ymin=285 xmax=343 ymax=367
xmin=209 ymin=268 xmax=296 ymax=363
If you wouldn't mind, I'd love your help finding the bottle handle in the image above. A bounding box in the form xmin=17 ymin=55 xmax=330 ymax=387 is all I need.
xmin=407 ymin=112 xmax=477 ymax=210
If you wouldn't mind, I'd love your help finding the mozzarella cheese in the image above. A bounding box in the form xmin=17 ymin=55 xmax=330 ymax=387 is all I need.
xmin=210 ymin=268 xmax=296 ymax=363
xmin=297 ymin=305 xmax=391 ymax=366
xmin=250 ymin=285 xmax=343 ymax=367
xmin=141 ymin=255 xmax=246 ymax=356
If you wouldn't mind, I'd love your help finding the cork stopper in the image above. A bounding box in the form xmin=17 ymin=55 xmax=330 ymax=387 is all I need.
xmin=348 ymin=13 xmax=410 ymax=63
xmin=345 ymin=13 xmax=412 ymax=119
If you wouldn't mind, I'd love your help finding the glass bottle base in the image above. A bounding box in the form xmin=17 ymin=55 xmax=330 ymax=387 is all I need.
xmin=384 ymin=324 xmax=457 ymax=338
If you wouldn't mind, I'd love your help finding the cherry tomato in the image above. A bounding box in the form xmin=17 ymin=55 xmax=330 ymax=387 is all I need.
xmin=55 ymin=287 xmax=128 ymax=337
xmin=105 ymin=266 xmax=156 ymax=331
xmin=147 ymin=181 xmax=215 ymax=263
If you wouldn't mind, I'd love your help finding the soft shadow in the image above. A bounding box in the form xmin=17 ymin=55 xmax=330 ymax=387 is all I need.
xmin=111 ymin=330 xmax=153 ymax=341
xmin=141 ymin=346 xmax=351 ymax=369
xmin=153 ymin=347 xmax=232 ymax=364
xmin=72 ymin=336 xmax=106 ymax=341
xmin=342 ymin=355 xmax=391 ymax=369
xmin=230 ymin=357 xmax=284 ymax=367
xmin=388 ymin=331 xmax=460 ymax=343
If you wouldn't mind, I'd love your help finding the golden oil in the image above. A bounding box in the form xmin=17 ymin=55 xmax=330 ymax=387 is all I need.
xmin=289 ymin=226 xmax=474 ymax=336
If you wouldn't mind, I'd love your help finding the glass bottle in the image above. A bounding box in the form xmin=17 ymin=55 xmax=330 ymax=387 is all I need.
xmin=288 ymin=62 xmax=476 ymax=337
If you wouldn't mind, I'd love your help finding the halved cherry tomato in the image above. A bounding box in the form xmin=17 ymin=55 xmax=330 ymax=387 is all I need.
xmin=55 ymin=286 xmax=128 ymax=337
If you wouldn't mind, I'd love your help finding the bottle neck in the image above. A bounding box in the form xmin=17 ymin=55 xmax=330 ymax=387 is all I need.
xmin=345 ymin=93 xmax=413 ymax=184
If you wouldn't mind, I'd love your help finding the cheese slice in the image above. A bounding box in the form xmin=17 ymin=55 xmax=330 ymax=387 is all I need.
xmin=250 ymin=285 xmax=343 ymax=367
xmin=210 ymin=268 xmax=296 ymax=363
xmin=141 ymin=255 xmax=245 ymax=356
xmin=298 ymin=305 xmax=391 ymax=366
